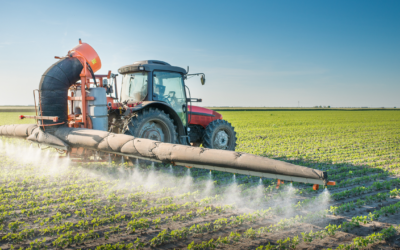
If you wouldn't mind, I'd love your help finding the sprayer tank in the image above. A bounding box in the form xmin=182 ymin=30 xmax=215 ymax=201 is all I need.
xmin=68 ymin=88 xmax=108 ymax=131
xmin=87 ymin=88 xmax=108 ymax=131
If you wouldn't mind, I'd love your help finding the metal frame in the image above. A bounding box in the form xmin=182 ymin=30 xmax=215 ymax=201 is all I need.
xmin=28 ymin=89 xmax=64 ymax=130
xmin=92 ymin=72 xmax=119 ymax=100
xmin=176 ymin=162 xmax=326 ymax=185
xmin=96 ymin=150 xmax=326 ymax=185
xmin=30 ymin=141 xmax=69 ymax=151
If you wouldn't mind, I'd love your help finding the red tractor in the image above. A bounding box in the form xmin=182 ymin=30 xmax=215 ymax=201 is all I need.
xmin=104 ymin=60 xmax=237 ymax=151
xmin=14 ymin=40 xmax=333 ymax=188
xmin=21 ymin=41 xmax=236 ymax=157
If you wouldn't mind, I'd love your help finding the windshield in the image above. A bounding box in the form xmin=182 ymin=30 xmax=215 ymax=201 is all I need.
xmin=121 ymin=72 xmax=148 ymax=102
xmin=153 ymin=71 xmax=187 ymax=125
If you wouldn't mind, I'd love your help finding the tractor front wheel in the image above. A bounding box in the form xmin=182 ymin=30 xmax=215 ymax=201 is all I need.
xmin=123 ymin=108 xmax=178 ymax=166
xmin=123 ymin=108 xmax=178 ymax=143
xmin=203 ymin=119 xmax=236 ymax=151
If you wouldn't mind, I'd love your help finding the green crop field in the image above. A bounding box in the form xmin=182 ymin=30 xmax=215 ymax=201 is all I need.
xmin=0 ymin=110 xmax=400 ymax=249
xmin=0 ymin=112 xmax=36 ymax=126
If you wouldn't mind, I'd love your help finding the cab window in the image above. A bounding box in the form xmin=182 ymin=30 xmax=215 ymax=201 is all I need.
xmin=121 ymin=72 xmax=148 ymax=102
xmin=153 ymin=71 xmax=186 ymax=125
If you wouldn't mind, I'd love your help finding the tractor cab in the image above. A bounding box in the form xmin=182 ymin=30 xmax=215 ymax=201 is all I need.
xmin=116 ymin=60 xmax=237 ymax=150
xmin=119 ymin=61 xmax=188 ymax=126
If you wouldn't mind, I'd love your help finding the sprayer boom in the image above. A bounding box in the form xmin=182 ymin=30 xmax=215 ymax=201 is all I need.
xmin=0 ymin=124 xmax=334 ymax=188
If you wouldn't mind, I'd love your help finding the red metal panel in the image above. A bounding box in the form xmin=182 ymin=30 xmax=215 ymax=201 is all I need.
xmin=188 ymin=105 xmax=222 ymax=128
xmin=68 ymin=96 xmax=95 ymax=101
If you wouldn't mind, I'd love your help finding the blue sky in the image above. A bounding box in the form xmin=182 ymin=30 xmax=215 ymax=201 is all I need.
xmin=0 ymin=0 xmax=399 ymax=107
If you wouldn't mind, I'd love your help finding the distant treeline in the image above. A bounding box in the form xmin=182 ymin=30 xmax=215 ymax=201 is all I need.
xmin=0 ymin=109 xmax=36 ymax=112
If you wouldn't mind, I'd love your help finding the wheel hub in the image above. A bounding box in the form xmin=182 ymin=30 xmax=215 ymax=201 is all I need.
xmin=140 ymin=122 xmax=165 ymax=142
xmin=214 ymin=130 xmax=229 ymax=149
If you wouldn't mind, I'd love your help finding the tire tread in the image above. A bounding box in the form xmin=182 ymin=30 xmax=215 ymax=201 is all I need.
xmin=203 ymin=119 xmax=237 ymax=151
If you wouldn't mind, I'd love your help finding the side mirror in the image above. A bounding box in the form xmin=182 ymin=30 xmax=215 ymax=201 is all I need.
xmin=200 ymin=75 xmax=206 ymax=85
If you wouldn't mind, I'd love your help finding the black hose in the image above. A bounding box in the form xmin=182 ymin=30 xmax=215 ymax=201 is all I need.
xmin=185 ymin=85 xmax=192 ymax=125
xmin=185 ymin=85 xmax=192 ymax=145
xmin=86 ymin=62 xmax=98 ymax=87
xmin=39 ymin=57 xmax=83 ymax=128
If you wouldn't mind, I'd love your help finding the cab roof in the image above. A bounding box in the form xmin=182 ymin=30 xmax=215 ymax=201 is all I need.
xmin=118 ymin=60 xmax=187 ymax=75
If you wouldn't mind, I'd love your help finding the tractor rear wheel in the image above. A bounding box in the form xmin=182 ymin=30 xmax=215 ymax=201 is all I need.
xmin=203 ymin=119 xmax=236 ymax=151
xmin=123 ymin=107 xmax=178 ymax=143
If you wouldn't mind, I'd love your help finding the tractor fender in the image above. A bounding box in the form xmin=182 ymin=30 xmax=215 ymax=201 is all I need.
xmin=124 ymin=101 xmax=186 ymax=138
xmin=188 ymin=105 xmax=223 ymax=128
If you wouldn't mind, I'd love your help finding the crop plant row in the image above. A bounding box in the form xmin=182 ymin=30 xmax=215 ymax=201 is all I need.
xmin=0 ymin=110 xmax=399 ymax=249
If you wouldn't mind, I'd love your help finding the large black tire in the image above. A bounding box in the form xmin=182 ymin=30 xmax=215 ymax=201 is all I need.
xmin=203 ymin=119 xmax=237 ymax=151
xmin=123 ymin=107 xmax=178 ymax=144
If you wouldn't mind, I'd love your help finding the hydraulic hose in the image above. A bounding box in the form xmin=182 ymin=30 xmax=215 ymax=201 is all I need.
xmin=86 ymin=62 xmax=98 ymax=87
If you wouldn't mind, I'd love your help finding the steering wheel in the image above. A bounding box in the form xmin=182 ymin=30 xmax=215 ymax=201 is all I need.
xmin=154 ymin=94 xmax=169 ymax=104
xmin=163 ymin=91 xmax=176 ymax=105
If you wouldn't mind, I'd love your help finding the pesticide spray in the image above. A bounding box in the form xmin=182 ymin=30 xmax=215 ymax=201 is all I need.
xmin=0 ymin=137 xmax=334 ymax=229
